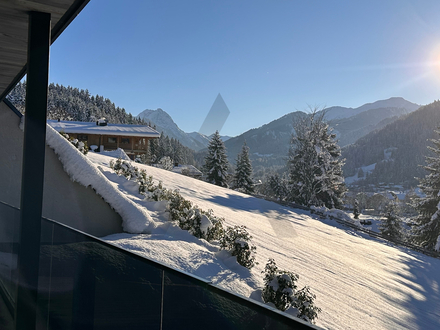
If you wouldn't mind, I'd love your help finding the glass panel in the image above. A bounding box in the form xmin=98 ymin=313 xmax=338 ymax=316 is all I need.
xmin=162 ymin=270 xmax=301 ymax=330
xmin=0 ymin=201 xmax=20 ymax=310
xmin=0 ymin=201 xmax=19 ymax=330
xmin=37 ymin=221 xmax=162 ymax=330
xmin=1 ymin=208 xmax=311 ymax=330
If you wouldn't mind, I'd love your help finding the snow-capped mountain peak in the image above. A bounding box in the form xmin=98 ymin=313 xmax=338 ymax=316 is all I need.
xmin=137 ymin=108 xmax=230 ymax=151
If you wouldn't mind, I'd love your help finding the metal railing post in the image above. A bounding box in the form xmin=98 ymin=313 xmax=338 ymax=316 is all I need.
xmin=15 ymin=11 xmax=51 ymax=330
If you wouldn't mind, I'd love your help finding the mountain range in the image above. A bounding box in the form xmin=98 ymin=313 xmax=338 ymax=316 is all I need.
xmin=342 ymin=100 xmax=440 ymax=187
xmin=137 ymin=97 xmax=420 ymax=160
xmin=225 ymin=97 xmax=420 ymax=169
xmin=8 ymin=82 xmax=430 ymax=187
xmin=137 ymin=98 xmax=422 ymax=185
xmin=137 ymin=108 xmax=231 ymax=152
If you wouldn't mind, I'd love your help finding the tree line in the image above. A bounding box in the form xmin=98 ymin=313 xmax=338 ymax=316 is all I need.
xmin=8 ymin=82 xmax=439 ymax=251
xmin=203 ymin=107 xmax=440 ymax=253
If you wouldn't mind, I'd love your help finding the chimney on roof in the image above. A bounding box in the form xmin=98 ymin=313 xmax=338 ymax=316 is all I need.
xmin=97 ymin=117 xmax=108 ymax=126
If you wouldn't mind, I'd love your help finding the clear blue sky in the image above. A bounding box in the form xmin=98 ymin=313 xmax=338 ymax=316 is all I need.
xmin=49 ymin=0 xmax=440 ymax=137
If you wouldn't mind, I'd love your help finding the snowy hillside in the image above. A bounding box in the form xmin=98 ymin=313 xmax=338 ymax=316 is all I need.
xmin=81 ymin=151 xmax=440 ymax=330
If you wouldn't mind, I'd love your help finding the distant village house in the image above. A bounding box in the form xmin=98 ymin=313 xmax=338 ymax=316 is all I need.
xmin=172 ymin=164 xmax=203 ymax=179
xmin=48 ymin=118 xmax=160 ymax=159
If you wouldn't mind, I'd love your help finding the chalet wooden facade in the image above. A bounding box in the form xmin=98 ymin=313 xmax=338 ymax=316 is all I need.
xmin=48 ymin=120 xmax=160 ymax=159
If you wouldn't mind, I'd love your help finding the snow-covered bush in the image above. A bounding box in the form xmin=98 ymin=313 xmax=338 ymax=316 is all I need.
xmin=261 ymin=259 xmax=321 ymax=324
xmin=176 ymin=206 xmax=224 ymax=241
xmin=158 ymin=156 xmax=174 ymax=171
xmin=109 ymin=160 xmax=258 ymax=264
xmin=135 ymin=153 xmax=150 ymax=164
xmin=60 ymin=132 xmax=88 ymax=155
xmin=137 ymin=171 xmax=155 ymax=194
xmin=294 ymin=286 xmax=321 ymax=323
xmin=220 ymin=225 xmax=257 ymax=269
xmin=144 ymin=181 xmax=173 ymax=201
xmin=167 ymin=189 xmax=193 ymax=221
xmin=110 ymin=158 xmax=155 ymax=195
xmin=202 ymin=209 xmax=225 ymax=241
xmin=109 ymin=159 xmax=225 ymax=242
xmin=262 ymin=258 xmax=298 ymax=311
xmin=168 ymin=191 xmax=224 ymax=241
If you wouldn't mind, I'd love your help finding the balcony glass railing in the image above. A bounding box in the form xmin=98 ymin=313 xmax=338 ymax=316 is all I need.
xmin=0 ymin=201 xmax=316 ymax=330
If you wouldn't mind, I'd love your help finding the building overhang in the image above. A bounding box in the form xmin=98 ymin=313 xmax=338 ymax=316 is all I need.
xmin=0 ymin=0 xmax=90 ymax=102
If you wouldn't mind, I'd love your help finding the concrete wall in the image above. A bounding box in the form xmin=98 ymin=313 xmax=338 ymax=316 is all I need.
xmin=0 ymin=101 xmax=123 ymax=237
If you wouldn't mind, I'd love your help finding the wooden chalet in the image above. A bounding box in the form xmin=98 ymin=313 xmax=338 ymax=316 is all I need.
xmin=48 ymin=119 xmax=160 ymax=159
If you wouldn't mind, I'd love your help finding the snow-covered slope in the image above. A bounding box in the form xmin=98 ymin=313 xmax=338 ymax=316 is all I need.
xmin=85 ymin=152 xmax=440 ymax=330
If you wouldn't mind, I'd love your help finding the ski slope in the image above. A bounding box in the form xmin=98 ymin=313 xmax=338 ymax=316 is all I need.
xmin=84 ymin=152 xmax=440 ymax=330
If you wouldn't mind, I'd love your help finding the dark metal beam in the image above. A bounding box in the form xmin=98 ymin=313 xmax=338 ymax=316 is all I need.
xmin=0 ymin=0 xmax=90 ymax=104
xmin=15 ymin=11 xmax=51 ymax=330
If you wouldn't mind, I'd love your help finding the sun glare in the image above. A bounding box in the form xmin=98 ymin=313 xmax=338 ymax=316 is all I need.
xmin=428 ymin=44 xmax=440 ymax=77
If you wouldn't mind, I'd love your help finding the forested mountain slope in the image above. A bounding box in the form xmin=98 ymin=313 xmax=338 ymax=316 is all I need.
xmin=330 ymin=106 xmax=415 ymax=147
xmin=224 ymin=111 xmax=306 ymax=168
xmin=224 ymin=98 xmax=418 ymax=172
xmin=7 ymin=82 xmax=146 ymax=124
xmin=137 ymin=108 xmax=208 ymax=151
xmin=7 ymin=82 xmax=198 ymax=166
xmin=342 ymin=100 xmax=440 ymax=187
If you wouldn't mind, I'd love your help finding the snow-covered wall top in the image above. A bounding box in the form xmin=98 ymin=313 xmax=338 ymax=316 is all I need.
xmin=48 ymin=120 xmax=160 ymax=138
xmin=43 ymin=123 xmax=156 ymax=234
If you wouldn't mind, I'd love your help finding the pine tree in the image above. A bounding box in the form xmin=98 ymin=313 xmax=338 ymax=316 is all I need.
xmin=233 ymin=141 xmax=254 ymax=194
xmin=287 ymin=110 xmax=346 ymax=208
xmin=380 ymin=202 xmax=403 ymax=241
xmin=268 ymin=173 xmax=288 ymax=200
xmin=149 ymin=137 xmax=159 ymax=163
xmin=353 ymin=199 xmax=360 ymax=219
xmin=203 ymin=131 xmax=230 ymax=187
xmin=411 ymin=128 xmax=440 ymax=251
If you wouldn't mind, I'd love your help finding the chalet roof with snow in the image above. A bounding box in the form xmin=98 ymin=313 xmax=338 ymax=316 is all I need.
xmin=47 ymin=120 xmax=160 ymax=138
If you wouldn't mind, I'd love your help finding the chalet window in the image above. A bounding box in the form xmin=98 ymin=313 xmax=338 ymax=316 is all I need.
xmin=121 ymin=138 xmax=130 ymax=144
xmin=77 ymin=134 xmax=88 ymax=141
xmin=108 ymin=137 xmax=117 ymax=143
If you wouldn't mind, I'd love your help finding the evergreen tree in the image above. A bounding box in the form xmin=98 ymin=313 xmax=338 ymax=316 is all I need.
xmin=353 ymin=199 xmax=360 ymax=219
xmin=380 ymin=201 xmax=403 ymax=241
xmin=203 ymin=131 xmax=230 ymax=187
xmin=233 ymin=141 xmax=254 ymax=194
xmin=149 ymin=137 xmax=160 ymax=163
xmin=287 ymin=110 xmax=346 ymax=208
xmin=411 ymin=127 xmax=440 ymax=251
xmin=267 ymin=173 xmax=288 ymax=200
